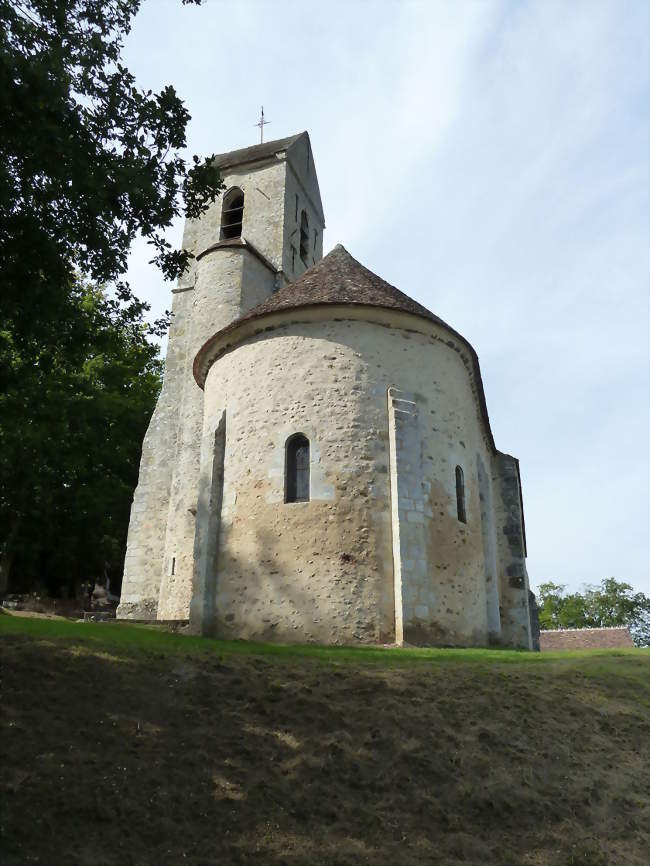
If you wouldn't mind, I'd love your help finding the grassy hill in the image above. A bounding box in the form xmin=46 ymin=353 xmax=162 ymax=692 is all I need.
xmin=1 ymin=614 xmax=648 ymax=866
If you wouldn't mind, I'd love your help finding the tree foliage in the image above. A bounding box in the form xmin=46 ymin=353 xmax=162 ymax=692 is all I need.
xmin=0 ymin=0 xmax=222 ymax=326
xmin=537 ymin=578 xmax=650 ymax=647
xmin=0 ymin=280 xmax=162 ymax=597
xmin=0 ymin=0 xmax=223 ymax=598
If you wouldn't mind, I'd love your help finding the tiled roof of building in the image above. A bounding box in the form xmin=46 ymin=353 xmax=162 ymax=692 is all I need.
xmin=212 ymin=133 xmax=304 ymax=170
xmin=539 ymin=627 xmax=635 ymax=650
xmin=193 ymin=245 xmax=497 ymax=453
xmin=233 ymin=244 xmax=453 ymax=330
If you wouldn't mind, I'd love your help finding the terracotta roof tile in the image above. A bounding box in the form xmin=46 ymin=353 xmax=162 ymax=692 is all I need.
xmin=539 ymin=627 xmax=635 ymax=650
xmin=193 ymin=245 xmax=497 ymax=453
xmin=232 ymin=244 xmax=452 ymax=330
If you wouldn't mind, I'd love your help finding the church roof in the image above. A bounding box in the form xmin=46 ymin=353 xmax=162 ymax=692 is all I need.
xmin=235 ymin=244 xmax=454 ymax=329
xmin=194 ymin=245 xmax=496 ymax=452
xmin=212 ymin=133 xmax=305 ymax=170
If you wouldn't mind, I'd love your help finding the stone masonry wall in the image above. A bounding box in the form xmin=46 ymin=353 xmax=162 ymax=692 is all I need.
xmin=156 ymin=247 xmax=277 ymax=619
xmin=478 ymin=454 xmax=501 ymax=640
xmin=117 ymin=268 xmax=194 ymax=618
xmin=190 ymin=411 xmax=226 ymax=635
xmin=179 ymin=158 xmax=288 ymax=270
xmin=387 ymin=387 xmax=427 ymax=644
xmin=198 ymin=314 xmax=498 ymax=645
xmin=493 ymin=452 xmax=532 ymax=648
xmin=282 ymin=139 xmax=324 ymax=278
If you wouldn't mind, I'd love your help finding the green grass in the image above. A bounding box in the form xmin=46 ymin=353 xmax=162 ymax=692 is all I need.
xmin=1 ymin=611 xmax=645 ymax=667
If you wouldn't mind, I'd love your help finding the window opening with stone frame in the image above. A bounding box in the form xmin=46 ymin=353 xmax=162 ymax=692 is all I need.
xmin=285 ymin=434 xmax=310 ymax=503
xmin=455 ymin=465 xmax=467 ymax=523
xmin=220 ymin=187 xmax=244 ymax=240
xmin=299 ymin=210 xmax=309 ymax=265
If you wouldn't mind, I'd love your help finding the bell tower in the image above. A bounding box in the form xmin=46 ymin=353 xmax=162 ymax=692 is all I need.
xmin=118 ymin=132 xmax=325 ymax=620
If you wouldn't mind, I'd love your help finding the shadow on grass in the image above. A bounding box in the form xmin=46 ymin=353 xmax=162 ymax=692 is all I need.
xmin=2 ymin=616 xmax=649 ymax=866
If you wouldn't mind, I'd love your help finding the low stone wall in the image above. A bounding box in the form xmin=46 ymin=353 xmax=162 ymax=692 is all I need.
xmin=540 ymin=627 xmax=634 ymax=650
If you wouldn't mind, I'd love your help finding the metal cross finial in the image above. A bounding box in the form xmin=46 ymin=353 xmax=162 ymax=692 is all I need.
xmin=255 ymin=106 xmax=270 ymax=143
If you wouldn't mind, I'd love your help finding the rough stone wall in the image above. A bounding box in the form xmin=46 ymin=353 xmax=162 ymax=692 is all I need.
xmin=478 ymin=454 xmax=501 ymax=640
xmin=157 ymin=248 xmax=277 ymax=619
xmin=198 ymin=315 xmax=499 ymax=645
xmin=493 ymin=452 xmax=532 ymax=648
xmin=528 ymin=590 xmax=540 ymax=651
xmin=387 ymin=387 xmax=428 ymax=644
xmin=283 ymin=138 xmax=324 ymax=278
xmin=117 ymin=265 xmax=194 ymax=619
xmin=190 ymin=411 xmax=226 ymax=635
xmin=211 ymin=161 xmax=287 ymax=268
xmin=120 ymin=150 xmax=325 ymax=621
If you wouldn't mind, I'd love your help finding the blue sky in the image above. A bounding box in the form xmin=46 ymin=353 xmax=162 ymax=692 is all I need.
xmin=123 ymin=0 xmax=650 ymax=596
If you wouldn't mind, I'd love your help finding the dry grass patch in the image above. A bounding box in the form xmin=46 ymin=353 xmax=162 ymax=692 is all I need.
xmin=1 ymin=614 xmax=648 ymax=865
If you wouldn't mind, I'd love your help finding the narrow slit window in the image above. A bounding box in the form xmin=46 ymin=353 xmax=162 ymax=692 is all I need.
xmin=313 ymin=228 xmax=318 ymax=253
xmin=285 ymin=434 xmax=310 ymax=503
xmin=299 ymin=210 xmax=309 ymax=265
xmin=171 ymin=556 xmax=176 ymax=576
xmin=220 ymin=187 xmax=244 ymax=240
xmin=455 ymin=465 xmax=467 ymax=523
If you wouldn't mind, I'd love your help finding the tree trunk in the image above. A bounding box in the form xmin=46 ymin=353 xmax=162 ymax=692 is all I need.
xmin=0 ymin=516 xmax=22 ymax=598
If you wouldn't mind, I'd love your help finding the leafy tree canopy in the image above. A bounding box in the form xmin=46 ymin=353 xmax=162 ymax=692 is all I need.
xmin=537 ymin=578 xmax=650 ymax=647
xmin=0 ymin=0 xmax=223 ymax=340
xmin=0 ymin=279 xmax=162 ymax=598
xmin=0 ymin=0 xmax=222 ymax=598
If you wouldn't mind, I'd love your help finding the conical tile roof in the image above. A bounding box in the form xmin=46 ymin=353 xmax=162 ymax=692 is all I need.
xmin=233 ymin=244 xmax=452 ymax=330
xmin=193 ymin=244 xmax=495 ymax=452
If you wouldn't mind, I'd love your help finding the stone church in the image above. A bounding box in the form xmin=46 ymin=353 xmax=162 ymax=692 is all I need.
xmin=117 ymin=132 xmax=534 ymax=649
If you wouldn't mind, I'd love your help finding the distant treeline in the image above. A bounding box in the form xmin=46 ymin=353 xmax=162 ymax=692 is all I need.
xmin=536 ymin=578 xmax=650 ymax=647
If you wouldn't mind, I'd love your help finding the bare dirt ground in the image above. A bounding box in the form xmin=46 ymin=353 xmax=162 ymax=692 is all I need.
xmin=1 ymin=616 xmax=649 ymax=866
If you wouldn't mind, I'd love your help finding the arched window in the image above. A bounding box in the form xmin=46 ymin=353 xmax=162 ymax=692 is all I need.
xmin=299 ymin=210 xmax=309 ymax=265
xmin=285 ymin=434 xmax=310 ymax=503
xmin=220 ymin=187 xmax=244 ymax=240
xmin=455 ymin=465 xmax=467 ymax=523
